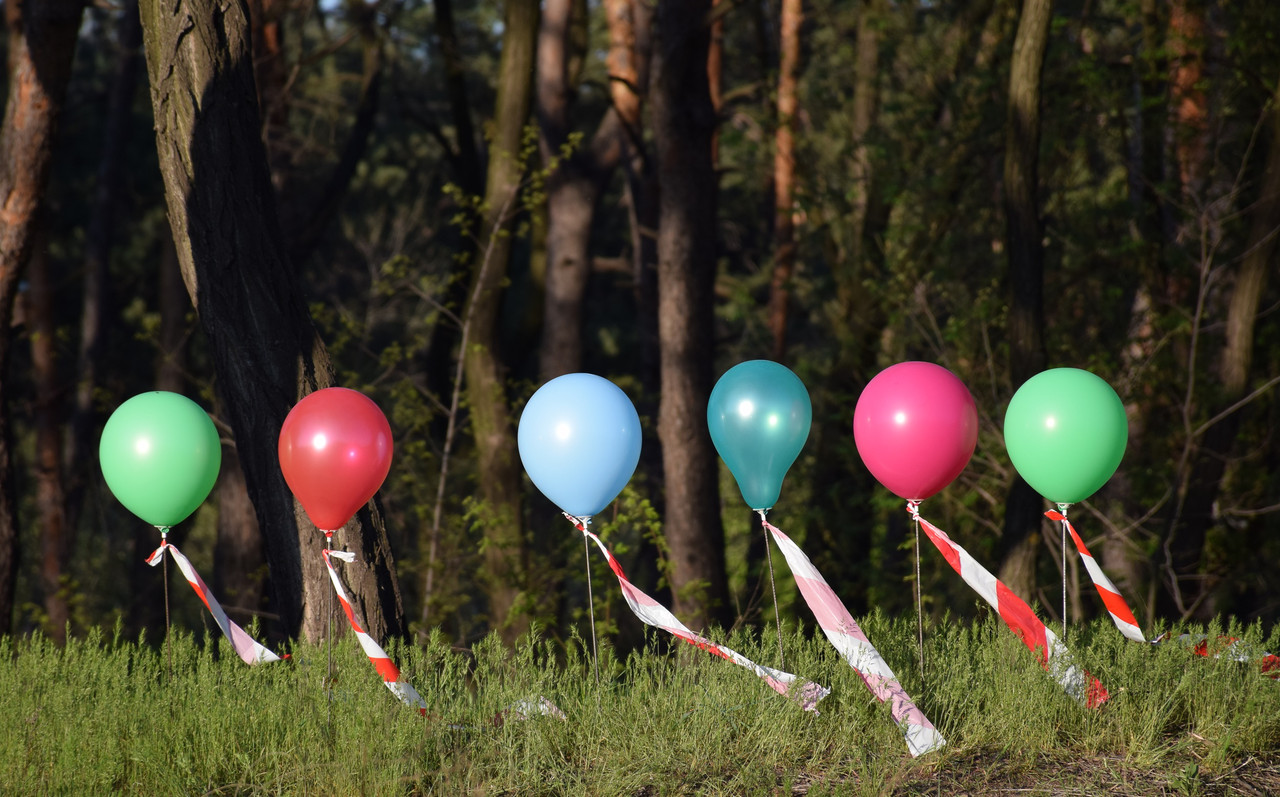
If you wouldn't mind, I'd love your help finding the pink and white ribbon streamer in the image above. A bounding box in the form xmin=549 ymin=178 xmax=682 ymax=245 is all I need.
xmin=565 ymin=514 xmax=829 ymax=712
xmin=908 ymin=502 xmax=1110 ymax=708
xmin=146 ymin=538 xmax=282 ymax=665
xmin=322 ymin=548 xmax=427 ymax=714
xmin=1045 ymin=509 xmax=1145 ymax=643
xmin=761 ymin=515 xmax=944 ymax=756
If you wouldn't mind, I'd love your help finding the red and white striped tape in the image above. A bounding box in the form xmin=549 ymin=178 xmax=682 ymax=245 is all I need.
xmin=909 ymin=502 xmax=1110 ymax=707
xmin=761 ymin=515 xmax=944 ymax=756
xmin=146 ymin=538 xmax=282 ymax=665
xmin=1045 ymin=509 xmax=1145 ymax=643
xmin=322 ymin=547 xmax=427 ymax=714
xmin=565 ymin=514 xmax=829 ymax=712
xmin=1153 ymin=633 xmax=1280 ymax=676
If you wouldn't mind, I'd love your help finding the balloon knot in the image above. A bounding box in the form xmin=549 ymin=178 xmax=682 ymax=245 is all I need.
xmin=905 ymin=500 xmax=922 ymax=521
xmin=562 ymin=512 xmax=590 ymax=532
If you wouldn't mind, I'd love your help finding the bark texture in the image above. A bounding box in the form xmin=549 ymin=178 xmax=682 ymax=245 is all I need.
xmin=464 ymin=0 xmax=539 ymax=640
xmin=768 ymin=0 xmax=802 ymax=360
xmin=999 ymin=0 xmax=1053 ymax=600
xmin=139 ymin=0 xmax=406 ymax=643
xmin=0 ymin=0 xmax=86 ymax=635
xmin=536 ymin=0 xmax=623 ymax=381
xmin=652 ymin=0 xmax=732 ymax=628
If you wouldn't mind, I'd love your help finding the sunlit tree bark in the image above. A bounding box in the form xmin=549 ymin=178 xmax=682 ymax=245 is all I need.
xmin=0 ymin=0 xmax=86 ymax=636
xmin=139 ymin=0 xmax=406 ymax=643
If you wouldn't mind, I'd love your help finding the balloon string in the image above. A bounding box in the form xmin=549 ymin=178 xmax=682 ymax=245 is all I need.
xmin=160 ymin=527 xmax=171 ymax=685
xmin=758 ymin=510 xmax=785 ymax=669
xmin=906 ymin=501 xmax=926 ymax=675
xmin=1058 ymin=503 xmax=1070 ymax=644
xmin=583 ymin=528 xmax=600 ymax=688
xmin=325 ymin=531 xmax=334 ymax=738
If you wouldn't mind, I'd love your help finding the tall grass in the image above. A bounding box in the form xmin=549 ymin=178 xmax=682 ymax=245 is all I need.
xmin=0 ymin=615 xmax=1276 ymax=795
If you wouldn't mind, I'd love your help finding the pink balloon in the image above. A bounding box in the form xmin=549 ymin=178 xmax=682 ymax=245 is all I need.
xmin=853 ymin=362 xmax=978 ymax=501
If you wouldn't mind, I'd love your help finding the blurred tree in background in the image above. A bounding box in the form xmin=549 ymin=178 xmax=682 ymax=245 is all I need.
xmin=0 ymin=0 xmax=1276 ymax=653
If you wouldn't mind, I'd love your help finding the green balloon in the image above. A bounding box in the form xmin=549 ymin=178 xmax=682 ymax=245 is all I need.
xmin=1003 ymin=368 xmax=1127 ymax=505
xmin=99 ymin=392 xmax=222 ymax=528
xmin=708 ymin=360 xmax=812 ymax=510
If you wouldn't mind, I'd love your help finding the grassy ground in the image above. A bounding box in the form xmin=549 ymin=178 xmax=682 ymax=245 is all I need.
xmin=0 ymin=614 xmax=1276 ymax=795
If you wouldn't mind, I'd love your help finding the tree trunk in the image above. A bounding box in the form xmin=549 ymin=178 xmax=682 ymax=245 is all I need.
xmin=608 ymin=0 xmax=659 ymax=394
xmin=1168 ymin=0 xmax=1207 ymax=201
xmin=28 ymin=243 xmax=70 ymax=641
xmin=67 ymin=0 xmax=144 ymax=540
xmin=138 ymin=0 xmax=406 ymax=644
xmin=536 ymin=0 xmax=623 ymax=381
xmin=652 ymin=0 xmax=732 ymax=629
xmin=464 ymin=0 xmax=538 ymax=641
xmin=998 ymin=0 xmax=1052 ymax=600
xmin=290 ymin=33 xmax=384 ymax=264
xmin=433 ymin=0 xmax=483 ymax=196
xmin=0 ymin=0 xmax=86 ymax=637
xmin=1164 ymin=79 xmax=1280 ymax=617
xmin=213 ymin=447 xmax=268 ymax=627
xmin=768 ymin=0 xmax=802 ymax=361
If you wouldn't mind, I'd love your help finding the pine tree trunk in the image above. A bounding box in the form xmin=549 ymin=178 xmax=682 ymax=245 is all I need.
xmin=536 ymin=0 xmax=623 ymax=381
xmin=67 ymin=0 xmax=143 ymax=540
xmin=768 ymin=0 xmax=802 ymax=360
xmin=0 ymin=0 xmax=86 ymax=636
xmin=29 ymin=243 xmax=71 ymax=641
xmin=465 ymin=0 xmax=539 ymax=641
xmin=1166 ymin=79 xmax=1280 ymax=617
xmin=652 ymin=0 xmax=731 ymax=629
xmin=138 ymin=0 xmax=406 ymax=643
xmin=998 ymin=0 xmax=1052 ymax=601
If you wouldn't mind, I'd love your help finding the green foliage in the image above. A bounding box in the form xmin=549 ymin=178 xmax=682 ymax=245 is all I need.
xmin=0 ymin=618 xmax=1277 ymax=794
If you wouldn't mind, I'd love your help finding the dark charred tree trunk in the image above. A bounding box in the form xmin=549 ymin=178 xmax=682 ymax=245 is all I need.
xmin=0 ymin=0 xmax=86 ymax=636
xmin=652 ymin=0 xmax=732 ymax=629
xmin=139 ymin=0 xmax=406 ymax=644
xmin=464 ymin=0 xmax=538 ymax=641
xmin=998 ymin=0 xmax=1052 ymax=602
xmin=213 ymin=446 xmax=268 ymax=627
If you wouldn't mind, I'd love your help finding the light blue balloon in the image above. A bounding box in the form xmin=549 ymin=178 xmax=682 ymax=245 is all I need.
xmin=707 ymin=360 xmax=812 ymax=510
xmin=517 ymin=373 xmax=642 ymax=518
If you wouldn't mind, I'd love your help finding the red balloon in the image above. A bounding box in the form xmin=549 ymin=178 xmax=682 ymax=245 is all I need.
xmin=278 ymin=387 xmax=393 ymax=531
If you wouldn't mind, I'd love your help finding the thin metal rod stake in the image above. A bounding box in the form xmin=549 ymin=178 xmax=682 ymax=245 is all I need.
xmin=584 ymin=531 xmax=600 ymax=687
xmin=914 ymin=516 xmax=924 ymax=675
xmin=1059 ymin=504 xmax=1069 ymax=645
xmin=161 ymin=528 xmax=171 ymax=685
xmin=760 ymin=512 xmax=785 ymax=668
xmin=326 ymin=532 xmax=334 ymax=735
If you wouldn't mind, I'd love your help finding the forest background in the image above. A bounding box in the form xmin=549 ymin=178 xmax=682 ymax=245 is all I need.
xmin=0 ymin=0 xmax=1276 ymax=660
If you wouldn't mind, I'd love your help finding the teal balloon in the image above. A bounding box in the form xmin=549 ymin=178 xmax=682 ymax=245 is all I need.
xmin=1003 ymin=368 xmax=1127 ymax=505
xmin=708 ymin=360 xmax=812 ymax=510
xmin=99 ymin=391 xmax=222 ymax=528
